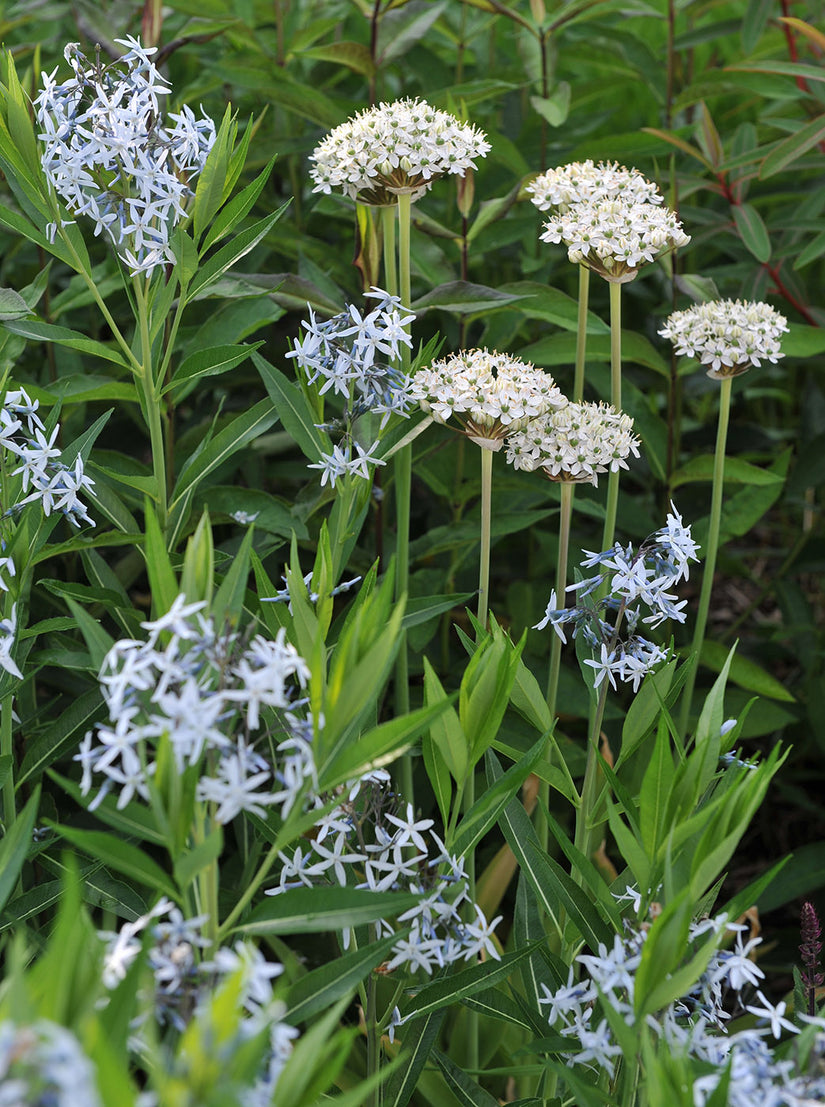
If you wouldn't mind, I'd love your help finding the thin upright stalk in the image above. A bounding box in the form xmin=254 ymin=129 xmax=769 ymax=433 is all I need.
xmin=0 ymin=692 xmax=14 ymax=829
xmin=573 ymin=265 xmax=590 ymax=403
xmin=133 ymin=275 xmax=168 ymax=531
xmin=600 ymin=280 xmax=623 ymax=555
xmin=538 ymin=479 xmax=574 ymax=852
xmin=382 ymin=205 xmax=397 ymax=298
xmin=546 ymin=481 xmax=573 ymax=714
xmin=394 ymin=193 xmax=413 ymax=800
xmin=679 ymin=377 xmax=733 ymax=733
xmin=476 ymin=447 xmax=493 ymax=638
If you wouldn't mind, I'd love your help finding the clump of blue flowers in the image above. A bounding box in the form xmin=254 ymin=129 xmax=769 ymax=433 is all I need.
xmin=534 ymin=506 xmax=700 ymax=691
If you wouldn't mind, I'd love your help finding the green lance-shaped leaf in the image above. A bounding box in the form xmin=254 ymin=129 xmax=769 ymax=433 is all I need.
xmin=49 ymin=824 xmax=179 ymax=900
xmin=432 ymin=1048 xmax=501 ymax=1107
xmin=732 ymin=202 xmax=771 ymax=262
xmin=188 ymin=204 xmax=289 ymax=300
xmin=252 ymin=351 xmax=330 ymax=462
xmin=163 ymin=342 xmax=262 ymax=397
xmin=284 ymin=931 xmax=398 ymax=1024
xmin=382 ymin=1009 xmax=446 ymax=1107
xmin=237 ymin=886 xmax=423 ymax=936
xmin=0 ymin=786 xmax=40 ymax=915
xmin=401 ymin=944 xmax=542 ymax=1021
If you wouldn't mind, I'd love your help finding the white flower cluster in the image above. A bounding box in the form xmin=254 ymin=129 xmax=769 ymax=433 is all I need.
xmin=540 ymin=903 xmax=825 ymax=1105
xmin=75 ymin=595 xmax=313 ymax=822
xmin=410 ymin=348 xmax=566 ymax=451
xmin=309 ymin=97 xmax=490 ymax=205
xmin=534 ymin=505 xmax=700 ymax=692
xmin=0 ymin=388 xmax=94 ymax=528
xmin=540 ymin=197 xmax=690 ymax=282
xmin=100 ymin=899 xmax=298 ymax=1101
xmin=288 ymin=288 xmax=415 ymax=489
xmin=35 ymin=36 xmax=215 ymax=275
xmin=528 ymin=160 xmax=662 ymax=212
xmin=659 ymin=299 xmax=788 ymax=380
xmin=505 ymin=401 xmax=640 ymax=484
xmin=269 ymin=786 xmax=501 ymax=977
xmin=0 ymin=1019 xmax=101 ymax=1107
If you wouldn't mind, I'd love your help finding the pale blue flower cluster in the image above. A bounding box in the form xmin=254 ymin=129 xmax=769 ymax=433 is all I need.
xmin=1 ymin=387 xmax=94 ymax=528
xmin=100 ymin=898 xmax=298 ymax=1102
xmin=75 ymin=595 xmax=313 ymax=822
xmin=269 ymin=784 xmax=501 ymax=977
xmin=35 ymin=36 xmax=215 ymax=274
xmin=0 ymin=1019 xmax=101 ymax=1107
xmin=288 ymin=288 xmax=415 ymax=488
xmin=534 ymin=506 xmax=700 ymax=691
xmin=540 ymin=899 xmax=825 ymax=1105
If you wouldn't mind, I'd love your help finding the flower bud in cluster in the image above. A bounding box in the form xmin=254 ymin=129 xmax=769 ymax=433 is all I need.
xmin=35 ymin=36 xmax=215 ymax=274
xmin=528 ymin=160 xmax=663 ymax=213
xmin=505 ymin=401 xmax=640 ymax=484
xmin=410 ymin=348 xmax=565 ymax=451
xmin=309 ymin=97 xmax=490 ymax=206
xmin=659 ymin=298 xmax=788 ymax=380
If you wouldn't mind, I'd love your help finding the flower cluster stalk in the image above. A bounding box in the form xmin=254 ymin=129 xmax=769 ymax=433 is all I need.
xmin=477 ymin=447 xmax=493 ymax=637
xmin=679 ymin=376 xmax=732 ymax=733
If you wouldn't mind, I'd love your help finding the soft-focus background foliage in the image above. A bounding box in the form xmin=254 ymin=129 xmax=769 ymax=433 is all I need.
xmin=0 ymin=0 xmax=823 ymax=1083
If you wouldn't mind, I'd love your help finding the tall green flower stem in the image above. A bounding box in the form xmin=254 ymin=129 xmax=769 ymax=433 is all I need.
xmin=382 ymin=205 xmax=398 ymax=298
xmin=132 ymin=274 xmax=168 ymax=532
xmin=573 ymin=264 xmax=590 ymax=404
xmin=476 ymin=446 xmax=494 ymax=639
xmin=538 ymin=479 xmax=574 ymax=852
xmin=394 ymin=192 xmax=414 ymax=801
xmin=679 ymin=376 xmax=733 ymax=734
xmin=600 ymin=280 xmax=623 ymax=555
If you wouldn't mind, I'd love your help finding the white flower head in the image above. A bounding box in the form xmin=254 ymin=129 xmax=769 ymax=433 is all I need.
xmin=410 ymin=348 xmax=566 ymax=450
xmin=309 ymin=97 xmax=490 ymax=205
xmin=540 ymin=195 xmax=690 ymax=283
xmin=505 ymin=400 xmax=640 ymax=484
xmin=528 ymin=160 xmax=663 ymax=212
xmin=659 ymin=298 xmax=788 ymax=379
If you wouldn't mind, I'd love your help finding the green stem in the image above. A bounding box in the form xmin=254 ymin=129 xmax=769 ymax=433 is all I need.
xmin=476 ymin=446 xmax=493 ymax=638
xmin=382 ymin=206 xmax=398 ymax=298
xmin=462 ymin=766 xmax=479 ymax=1077
xmin=600 ymin=280 xmax=623 ymax=554
xmin=394 ymin=193 xmax=413 ymax=800
xmin=538 ymin=480 xmax=573 ymax=852
xmin=573 ymin=265 xmax=590 ymax=403
xmin=366 ymin=972 xmax=381 ymax=1107
xmin=0 ymin=692 xmax=14 ymax=830
xmin=133 ymin=275 xmax=168 ymax=532
xmin=679 ymin=376 xmax=733 ymax=734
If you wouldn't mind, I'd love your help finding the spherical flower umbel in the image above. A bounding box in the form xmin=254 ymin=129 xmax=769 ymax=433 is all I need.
xmin=505 ymin=401 xmax=640 ymax=484
xmin=409 ymin=348 xmax=566 ymax=451
xmin=658 ymin=298 xmax=788 ymax=380
xmin=527 ymin=160 xmax=663 ymax=213
xmin=540 ymin=196 xmax=690 ymax=283
xmin=309 ymin=97 xmax=490 ymax=205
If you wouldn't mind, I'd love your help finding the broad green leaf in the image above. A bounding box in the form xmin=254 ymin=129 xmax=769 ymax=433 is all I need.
xmin=63 ymin=597 xmax=115 ymax=670
xmin=2 ymin=319 xmax=130 ymax=367
xmin=50 ymin=824 xmax=179 ymax=899
xmin=670 ymin=454 xmax=782 ymax=489
xmin=402 ymin=593 xmax=475 ymax=630
xmin=732 ymin=202 xmax=771 ymax=262
xmin=18 ymin=690 xmax=103 ymax=786
xmin=163 ymin=342 xmax=261 ymax=395
xmin=639 ymin=720 xmax=675 ymax=857
xmin=760 ymin=113 xmax=825 ymax=178
xmin=320 ymin=697 xmax=453 ymax=789
xmin=202 ymin=155 xmax=277 ymax=252
xmin=699 ymin=640 xmax=795 ymax=702
xmin=451 ymin=737 xmax=547 ymax=858
xmin=411 ymin=281 xmax=526 ymax=315
xmin=300 ymin=40 xmax=375 ymax=76
xmin=143 ymin=501 xmax=179 ymax=616
xmin=0 ymin=786 xmax=40 ymax=914
xmin=619 ymin=659 xmax=678 ymax=767
xmin=192 ymin=104 xmax=234 ymax=243
xmin=0 ymin=288 xmax=29 ymax=320
xmin=741 ymin=0 xmax=773 ymax=52
xmin=530 ymin=84 xmax=571 ymax=128
xmin=169 ymin=399 xmax=279 ymax=545
xmin=211 ymin=524 xmax=255 ymax=626
xmin=285 ymin=932 xmax=397 ymax=1023
xmin=238 ymin=887 xmax=422 ymax=935
xmin=383 ymin=1010 xmax=445 ymax=1107
xmin=432 ymin=1049 xmax=500 ymax=1107
xmin=189 ymin=205 xmax=289 ymax=300
xmin=524 ymin=840 xmax=613 ymax=950
xmin=402 ymin=945 xmax=540 ymax=1021
xmin=252 ymin=351 xmax=328 ymax=462
xmin=377 ymin=0 xmax=449 ymax=63
xmin=423 ymin=658 xmax=467 ymax=783
xmin=49 ymin=771 xmax=164 ymax=846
